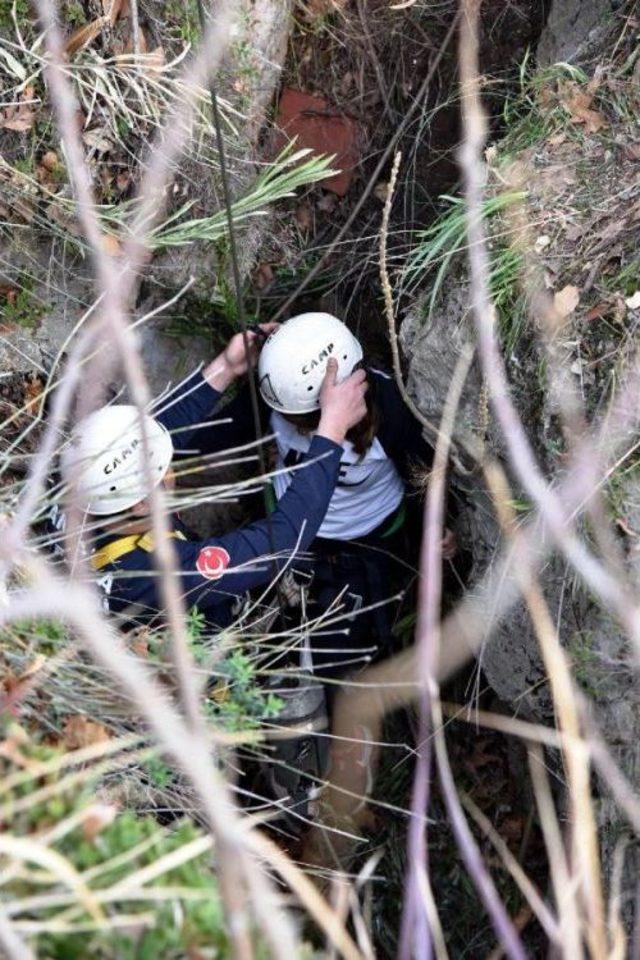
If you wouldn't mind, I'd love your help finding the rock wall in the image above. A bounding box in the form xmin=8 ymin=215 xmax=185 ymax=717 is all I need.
xmin=537 ymin=0 xmax=616 ymax=65
xmin=401 ymin=0 xmax=636 ymax=710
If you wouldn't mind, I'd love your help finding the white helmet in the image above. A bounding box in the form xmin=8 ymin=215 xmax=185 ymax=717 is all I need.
xmin=61 ymin=405 xmax=173 ymax=516
xmin=258 ymin=312 xmax=363 ymax=414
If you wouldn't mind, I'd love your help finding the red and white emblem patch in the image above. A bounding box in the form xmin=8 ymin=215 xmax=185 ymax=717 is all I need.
xmin=196 ymin=545 xmax=231 ymax=581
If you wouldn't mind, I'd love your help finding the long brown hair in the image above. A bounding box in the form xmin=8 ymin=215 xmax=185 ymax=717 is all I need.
xmin=281 ymin=371 xmax=378 ymax=458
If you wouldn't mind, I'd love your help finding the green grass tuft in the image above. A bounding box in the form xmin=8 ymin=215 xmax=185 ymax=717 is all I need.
xmin=404 ymin=191 xmax=526 ymax=350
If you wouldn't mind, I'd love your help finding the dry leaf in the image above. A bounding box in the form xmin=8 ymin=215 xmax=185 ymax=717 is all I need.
xmin=41 ymin=151 xmax=59 ymax=172
xmin=131 ymin=636 xmax=149 ymax=658
xmin=130 ymin=627 xmax=152 ymax=657
xmin=585 ymin=302 xmax=610 ymax=322
xmin=0 ymin=285 xmax=17 ymax=304
xmin=302 ymin=0 xmax=346 ymax=20
xmin=1 ymin=109 xmax=35 ymax=132
xmin=23 ymin=376 xmax=44 ymax=410
xmin=547 ymin=132 xmax=567 ymax=148
xmin=36 ymin=156 xmax=60 ymax=188
xmin=373 ymin=181 xmax=389 ymax=202
xmin=613 ymin=296 xmax=627 ymax=324
xmin=484 ymin=145 xmax=498 ymax=166
xmin=116 ymin=170 xmax=132 ymax=192
xmin=554 ymin=284 xmax=580 ymax=318
xmin=295 ymin=202 xmax=313 ymax=232
xmin=625 ymin=290 xmax=640 ymax=310
xmin=63 ymin=716 xmax=111 ymax=749
xmin=83 ymin=127 xmax=113 ymax=154
xmin=559 ymin=82 xmax=606 ymax=134
xmin=0 ymin=85 xmax=37 ymax=133
xmin=66 ymin=16 xmax=108 ymax=56
xmin=1 ymin=656 xmax=46 ymax=712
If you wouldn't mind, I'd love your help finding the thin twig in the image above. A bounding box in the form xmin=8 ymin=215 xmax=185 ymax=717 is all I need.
xmin=528 ymin=744 xmax=583 ymax=958
xmin=431 ymin=694 xmax=527 ymax=960
xmin=459 ymin=790 xmax=560 ymax=944
xmin=485 ymin=462 xmax=607 ymax=956
xmin=380 ymin=151 xmax=440 ymax=448
xmin=400 ymin=345 xmax=474 ymax=960
xmin=129 ymin=0 xmax=141 ymax=57
xmin=0 ymin=909 xmax=35 ymax=960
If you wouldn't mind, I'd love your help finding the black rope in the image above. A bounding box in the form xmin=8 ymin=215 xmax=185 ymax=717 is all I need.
xmin=195 ymin=0 xmax=286 ymax=618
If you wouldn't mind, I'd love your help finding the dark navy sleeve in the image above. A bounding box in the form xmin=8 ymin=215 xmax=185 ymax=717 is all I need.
xmin=174 ymin=435 xmax=342 ymax=612
xmin=373 ymin=370 xmax=435 ymax=483
xmin=151 ymin=370 xmax=222 ymax=452
xmin=373 ymin=370 xmax=459 ymax=521
xmin=183 ymin=383 xmax=269 ymax=460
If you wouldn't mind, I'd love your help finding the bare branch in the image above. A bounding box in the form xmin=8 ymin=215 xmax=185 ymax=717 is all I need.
xmin=400 ymin=345 xmax=474 ymax=960
xmin=456 ymin=0 xmax=640 ymax=652
xmin=0 ymin=909 xmax=36 ymax=960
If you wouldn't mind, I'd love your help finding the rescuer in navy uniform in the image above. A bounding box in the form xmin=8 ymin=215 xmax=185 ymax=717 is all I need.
xmin=60 ymin=325 xmax=368 ymax=629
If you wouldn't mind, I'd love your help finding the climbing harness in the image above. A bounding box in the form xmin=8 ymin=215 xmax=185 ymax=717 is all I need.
xmin=91 ymin=529 xmax=186 ymax=571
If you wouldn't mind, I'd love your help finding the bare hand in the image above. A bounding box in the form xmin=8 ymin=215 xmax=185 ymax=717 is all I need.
xmin=317 ymin=359 xmax=368 ymax=444
xmin=204 ymin=323 xmax=279 ymax=391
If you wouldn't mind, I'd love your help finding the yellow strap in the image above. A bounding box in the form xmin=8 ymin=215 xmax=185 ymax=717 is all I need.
xmin=91 ymin=530 xmax=186 ymax=571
